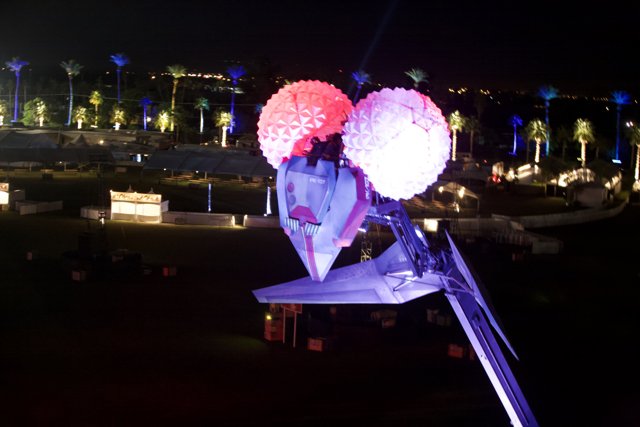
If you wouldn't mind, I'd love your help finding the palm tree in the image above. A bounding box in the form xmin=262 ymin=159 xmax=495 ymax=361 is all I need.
xmin=139 ymin=97 xmax=152 ymax=131
xmin=0 ymin=100 xmax=7 ymax=126
xmin=573 ymin=118 xmax=594 ymax=168
xmin=351 ymin=70 xmax=371 ymax=103
xmin=555 ymin=125 xmax=573 ymax=161
xmin=155 ymin=111 xmax=171 ymax=133
xmin=525 ymin=119 xmax=548 ymax=164
xmin=627 ymin=125 xmax=640 ymax=181
xmin=60 ymin=60 xmax=83 ymax=126
xmin=110 ymin=53 xmax=130 ymax=104
xmin=510 ymin=114 xmax=523 ymax=155
xmin=89 ymin=90 xmax=103 ymax=127
xmin=448 ymin=110 xmax=466 ymax=161
xmin=166 ymin=64 xmax=187 ymax=132
xmin=194 ymin=97 xmax=210 ymax=134
xmin=111 ymin=105 xmax=126 ymax=130
xmin=538 ymin=85 xmax=558 ymax=156
xmin=466 ymin=116 xmax=481 ymax=159
xmin=215 ymin=111 xmax=233 ymax=147
xmin=610 ymin=90 xmax=631 ymax=161
xmin=35 ymin=99 xmax=47 ymax=127
xmin=5 ymin=57 xmax=29 ymax=122
xmin=73 ymin=106 xmax=88 ymax=129
xmin=227 ymin=65 xmax=246 ymax=133
xmin=405 ymin=68 xmax=428 ymax=90
xmin=23 ymin=98 xmax=48 ymax=127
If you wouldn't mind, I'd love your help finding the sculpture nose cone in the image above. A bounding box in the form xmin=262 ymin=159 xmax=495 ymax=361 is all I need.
xmin=293 ymin=230 xmax=341 ymax=282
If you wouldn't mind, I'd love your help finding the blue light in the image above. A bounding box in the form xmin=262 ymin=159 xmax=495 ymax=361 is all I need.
xmin=612 ymin=159 xmax=622 ymax=164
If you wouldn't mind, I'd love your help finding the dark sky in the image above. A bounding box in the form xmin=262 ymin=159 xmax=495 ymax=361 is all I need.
xmin=1 ymin=0 xmax=638 ymax=94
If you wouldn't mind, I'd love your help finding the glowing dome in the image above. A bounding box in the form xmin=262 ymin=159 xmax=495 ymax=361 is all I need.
xmin=257 ymin=80 xmax=353 ymax=168
xmin=342 ymin=88 xmax=451 ymax=200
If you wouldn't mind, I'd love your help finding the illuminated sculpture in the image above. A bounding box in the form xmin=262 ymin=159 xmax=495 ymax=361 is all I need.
xmin=254 ymin=82 xmax=538 ymax=427
xmin=343 ymin=88 xmax=450 ymax=200
xmin=257 ymin=80 xmax=353 ymax=169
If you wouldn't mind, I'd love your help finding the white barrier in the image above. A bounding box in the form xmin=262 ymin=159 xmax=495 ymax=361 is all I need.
xmin=242 ymin=215 xmax=280 ymax=228
xmin=493 ymin=198 xmax=628 ymax=229
xmin=80 ymin=206 xmax=111 ymax=220
xmin=163 ymin=211 xmax=236 ymax=227
xmin=15 ymin=200 xmax=63 ymax=215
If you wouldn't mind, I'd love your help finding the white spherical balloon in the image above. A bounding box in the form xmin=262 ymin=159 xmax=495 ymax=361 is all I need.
xmin=343 ymin=88 xmax=451 ymax=200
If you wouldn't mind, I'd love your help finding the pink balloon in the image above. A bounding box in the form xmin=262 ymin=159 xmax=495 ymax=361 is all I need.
xmin=257 ymin=80 xmax=353 ymax=168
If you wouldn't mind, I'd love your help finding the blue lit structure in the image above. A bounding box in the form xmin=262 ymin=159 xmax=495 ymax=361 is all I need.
xmin=140 ymin=97 xmax=152 ymax=131
xmin=511 ymin=114 xmax=523 ymax=155
xmin=611 ymin=90 xmax=631 ymax=161
xmin=110 ymin=53 xmax=130 ymax=104
xmin=538 ymin=85 xmax=558 ymax=157
xmin=5 ymin=57 xmax=29 ymax=123
xmin=351 ymin=70 xmax=371 ymax=103
xmin=227 ymin=65 xmax=246 ymax=134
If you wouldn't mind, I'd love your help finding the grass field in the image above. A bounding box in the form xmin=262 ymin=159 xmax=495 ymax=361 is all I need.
xmin=1 ymin=170 xmax=639 ymax=426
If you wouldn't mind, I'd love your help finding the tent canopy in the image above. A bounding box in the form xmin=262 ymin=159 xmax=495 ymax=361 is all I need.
xmin=144 ymin=147 xmax=276 ymax=177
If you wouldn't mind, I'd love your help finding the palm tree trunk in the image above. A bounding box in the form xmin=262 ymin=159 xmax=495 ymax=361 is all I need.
xmin=67 ymin=76 xmax=73 ymax=126
xmin=170 ymin=80 xmax=178 ymax=132
xmin=615 ymin=107 xmax=621 ymax=160
xmin=534 ymin=139 xmax=541 ymax=163
xmin=512 ymin=126 xmax=517 ymax=154
xmin=354 ymin=85 xmax=362 ymax=104
xmin=635 ymin=144 xmax=640 ymax=181
xmin=222 ymin=126 xmax=228 ymax=147
xmin=581 ymin=141 xmax=586 ymax=167
xmin=230 ymin=85 xmax=237 ymax=134
xmin=13 ymin=73 xmax=20 ymax=122
xmin=143 ymin=107 xmax=147 ymax=131
xmin=94 ymin=105 xmax=99 ymax=127
xmin=116 ymin=68 xmax=121 ymax=104
xmin=199 ymin=108 xmax=204 ymax=133
xmin=545 ymin=103 xmax=550 ymax=156
xmin=451 ymin=131 xmax=457 ymax=161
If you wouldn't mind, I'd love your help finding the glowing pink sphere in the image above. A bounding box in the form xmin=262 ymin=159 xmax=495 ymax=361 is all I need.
xmin=257 ymin=80 xmax=353 ymax=168
xmin=342 ymin=88 xmax=451 ymax=200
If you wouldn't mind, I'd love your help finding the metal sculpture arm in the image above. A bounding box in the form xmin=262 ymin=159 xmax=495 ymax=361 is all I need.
xmin=253 ymin=155 xmax=538 ymax=427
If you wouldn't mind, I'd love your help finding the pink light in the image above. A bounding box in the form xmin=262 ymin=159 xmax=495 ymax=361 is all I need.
xmin=257 ymin=80 xmax=353 ymax=168
xmin=343 ymin=88 xmax=451 ymax=200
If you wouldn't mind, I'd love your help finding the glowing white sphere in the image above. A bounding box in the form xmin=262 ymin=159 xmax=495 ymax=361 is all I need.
xmin=257 ymin=80 xmax=353 ymax=168
xmin=342 ymin=88 xmax=451 ymax=200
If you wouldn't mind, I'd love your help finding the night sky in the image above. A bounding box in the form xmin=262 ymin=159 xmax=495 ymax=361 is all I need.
xmin=1 ymin=0 xmax=638 ymax=93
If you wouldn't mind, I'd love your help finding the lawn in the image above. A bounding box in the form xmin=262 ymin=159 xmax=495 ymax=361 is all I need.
xmin=1 ymin=171 xmax=639 ymax=426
